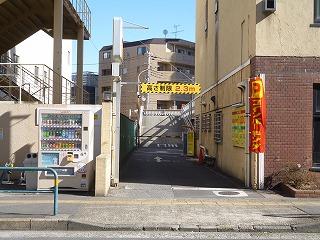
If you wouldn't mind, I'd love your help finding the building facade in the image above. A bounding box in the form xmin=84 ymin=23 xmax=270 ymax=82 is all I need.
xmin=194 ymin=0 xmax=320 ymax=188
xmin=1 ymin=30 xmax=73 ymax=103
xmin=99 ymin=38 xmax=195 ymax=119
xmin=72 ymin=71 xmax=98 ymax=104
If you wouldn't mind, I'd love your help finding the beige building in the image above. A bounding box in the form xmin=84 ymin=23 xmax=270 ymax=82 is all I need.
xmin=99 ymin=38 xmax=195 ymax=119
xmin=194 ymin=0 xmax=320 ymax=189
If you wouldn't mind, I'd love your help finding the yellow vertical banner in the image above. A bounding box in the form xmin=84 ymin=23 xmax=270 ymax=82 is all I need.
xmin=187 ymin=131 xmax=194 ymax=156
xmin=232 ymin=107 xmax=245 ymax=147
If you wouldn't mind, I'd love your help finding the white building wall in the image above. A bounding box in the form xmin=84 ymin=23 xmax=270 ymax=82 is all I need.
xmin=6 ymin=30 xmax=73 ymax=103
xmin=14 ymin=30 xmax=72 ymax=79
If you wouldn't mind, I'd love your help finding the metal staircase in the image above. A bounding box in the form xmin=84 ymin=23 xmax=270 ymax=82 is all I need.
xmin=0 ymin=0 xmax=91 ymax=55
xmin=0 ymin=56 xmax=89 ymax=103
xmin=0 ymin=0 xmax=91 ymax=103
xmin=181 ymin=101 xmax=195 ymax=131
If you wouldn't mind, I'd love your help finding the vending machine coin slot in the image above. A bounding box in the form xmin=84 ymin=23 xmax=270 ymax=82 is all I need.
xmin=67 ymin=152 xmax=74 ymax=162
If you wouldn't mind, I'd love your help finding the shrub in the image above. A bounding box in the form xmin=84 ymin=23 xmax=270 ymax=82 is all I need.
xmin=267 ymin=161 xmax=320 ymax=190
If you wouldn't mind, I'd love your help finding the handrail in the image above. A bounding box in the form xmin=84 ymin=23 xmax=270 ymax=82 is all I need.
xmin=0 ymin=61 xmax=90 ymax=104
xmin=0 ymin=167 xmax=58 ymax=216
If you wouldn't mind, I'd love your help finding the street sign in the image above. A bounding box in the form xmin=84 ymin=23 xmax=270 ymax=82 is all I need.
xmin=140 ymin=83 xmax=201 ymax=94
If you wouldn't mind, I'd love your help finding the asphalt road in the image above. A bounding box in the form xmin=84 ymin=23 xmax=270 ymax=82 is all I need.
xmin=0 ymin=231 xmax=320 ymax=240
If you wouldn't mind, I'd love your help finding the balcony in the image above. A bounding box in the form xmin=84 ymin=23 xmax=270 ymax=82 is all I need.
xmin=0 ymin=0 xmax=91 ymax=55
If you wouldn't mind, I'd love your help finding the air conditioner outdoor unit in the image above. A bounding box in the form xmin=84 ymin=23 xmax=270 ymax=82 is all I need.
xmin=264 ymin=0 xmax=276 ymax=12
xmin=103 ymin=91 xmax=112 ymax=102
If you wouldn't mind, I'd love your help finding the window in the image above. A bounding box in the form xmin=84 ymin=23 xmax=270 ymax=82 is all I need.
xmin=102 ymin=86 xmax=111 ymax=92
xmin=137 ymin=66 xmax=140 ymax=74
xmin=214 ymin=111 xmax=223 ymax=143
xmin=315 ymin=0 xmax=320 ymax=23
xmin=34 ymin=66 xmax=39 ymax=85
xmin=137 ymin=47 xmax=146 ymax=55
xmin=205 ymin=0 xmax=209 ymax=38
xmin=313 ymin=84 xmax=320 ymax=166
xmin=102 ymin=69 xmax=112 ymax=76
xmin=13 ymin=54 xmax=19 ymax=74
xmin=194 ymin=115 xmax=200 ymax=139
xmin=67 ymin=51 xmax=71 ymax=65
xmin=166 ymin=44 xmax=174 ymax=52
xmin=206 ymin=114 xmax=212 ymax=132
xmin=103 ymin=52 xmax=111 ymax=59
xmin=44 ymin=71 xmax=48 ymax=85
xmin=177 ymin=48 xmax=185 ymax=54
xmin=122 ymin=68 xmax=127 ymax=75
xmin=202 ymin=114 xmax=212 ymax=132
xmin=187 ymin=50 xmax=194 ymax=56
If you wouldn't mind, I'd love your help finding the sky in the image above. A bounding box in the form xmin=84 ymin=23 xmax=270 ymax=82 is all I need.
xmin=72 ymin=0 xmax=196 ymax=73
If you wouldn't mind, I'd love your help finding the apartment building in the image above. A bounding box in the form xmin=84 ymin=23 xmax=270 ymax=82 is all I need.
xmin=99 ymin=38 xmax=195 ymax=119
xmin=194 ymin=0 xmax=320 ymax=188
xmin=72 ymin=71 xmax=98 ymax=104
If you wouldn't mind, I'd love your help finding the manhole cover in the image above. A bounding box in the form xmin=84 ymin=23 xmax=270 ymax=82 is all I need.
xmin=217 ymin=191 xmax=240 ymax=196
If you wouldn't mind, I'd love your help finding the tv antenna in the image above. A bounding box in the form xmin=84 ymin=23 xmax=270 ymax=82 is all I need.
xmin=171 ymin=25 xmax=184 ymax=38
xmin=163 ymin=29 xmax=168 ymax=38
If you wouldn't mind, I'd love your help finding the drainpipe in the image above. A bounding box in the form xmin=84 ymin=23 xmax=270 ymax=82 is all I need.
xmin=257 ymin=74 xmax=265 ymax=190
xmin=244 ymin=78 xmax=250 ymax=188
xmin=199 ymin=95 xmax=203 ymax=147
xmin=239 ymin=79 xmax=250 ymax=188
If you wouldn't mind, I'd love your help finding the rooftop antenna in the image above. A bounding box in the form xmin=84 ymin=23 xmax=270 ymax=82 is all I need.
xmin=171 ymin=25 xmax=184 ymax=38
xmin=163 ymin=29 xmax=168 ymax=38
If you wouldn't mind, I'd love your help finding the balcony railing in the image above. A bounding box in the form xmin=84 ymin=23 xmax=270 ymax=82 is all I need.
xmin=68 ymin=0 xmax=91 ymax=36
xmin=0 ymin=57 xmax=89 ymax=104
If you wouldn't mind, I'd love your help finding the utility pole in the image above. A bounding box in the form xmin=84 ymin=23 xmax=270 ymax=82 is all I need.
xmin=111 ymin=17 xmax=149 ymax=186
xmin=111 ymin=17 xmax=123 ymax=186
xmin=146 ymin=51 xmax=151 ymax=109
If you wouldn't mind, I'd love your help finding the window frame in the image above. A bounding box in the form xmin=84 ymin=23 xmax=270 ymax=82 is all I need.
xmin=103 ymin=51 xmax=111 ymax=59
xmin=315 ymin=0 xmax=320 ymax=23
xmin=214 ymin=111 xmax=223 ymax=143
xmin=137 ymin=47 xmax=147 ymax=56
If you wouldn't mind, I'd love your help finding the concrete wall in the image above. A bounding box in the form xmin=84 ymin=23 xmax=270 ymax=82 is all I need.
xmin=256 ymin=0 xmax=320 ymax=57
xmin=195 ymin=0 xmax=255 ymax=182
xmin=0 ymin=102 xmax=102 ymax=179
xmin=195 ymin=0 xmax=320 ymax=185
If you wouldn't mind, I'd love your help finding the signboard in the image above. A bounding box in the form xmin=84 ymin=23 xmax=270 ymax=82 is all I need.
xmin=141 ymin=83 xmax=201 ymax=94
xmin=249 ymin=77 xmax=266 ymax=153
xmin=187 ymin=131 xmax=194 ymax=156
xmin=232 ymin=107 xmax=245 ymax=147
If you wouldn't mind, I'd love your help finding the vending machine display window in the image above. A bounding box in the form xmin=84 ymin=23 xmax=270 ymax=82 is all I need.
xmin=40 ymin=113 xmax=82 ymax=151
xmin=41 ymin=152 xmax=60 ymax=166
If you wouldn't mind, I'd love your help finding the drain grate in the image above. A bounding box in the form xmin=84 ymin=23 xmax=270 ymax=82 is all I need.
xmin=212 ymin=190 xmax=248 ymax=197
xmin=217 ymin=191 xmax=240 ymax=196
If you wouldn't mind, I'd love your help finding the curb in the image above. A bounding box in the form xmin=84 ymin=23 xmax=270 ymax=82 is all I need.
xmin=1 ymin=218 xmax=320 ymax=232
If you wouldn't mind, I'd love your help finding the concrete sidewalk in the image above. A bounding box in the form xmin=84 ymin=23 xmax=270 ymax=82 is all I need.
xmin=0 ymin=184 xmax=320 ymax=233
xmin=1 ymin=147 xmax=320 ymax=233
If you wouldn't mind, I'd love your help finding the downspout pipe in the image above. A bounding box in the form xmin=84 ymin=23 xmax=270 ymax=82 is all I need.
xmin=238 ymin=79 xmax=250 ymax=188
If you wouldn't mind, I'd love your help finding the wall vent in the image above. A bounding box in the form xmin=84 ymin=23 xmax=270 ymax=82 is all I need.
xmin=264 ymin=0 xmax=276 ymax=12
xmin=103 ymin=91 xmax=112 ymax=102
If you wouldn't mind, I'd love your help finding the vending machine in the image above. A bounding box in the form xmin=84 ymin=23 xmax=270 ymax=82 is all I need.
xmin=37 ymin=109 xmax=94 ymax=191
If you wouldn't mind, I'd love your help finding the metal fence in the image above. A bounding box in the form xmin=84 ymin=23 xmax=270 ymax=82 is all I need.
xmin=120 ymin=114 xmax=137 ymax=166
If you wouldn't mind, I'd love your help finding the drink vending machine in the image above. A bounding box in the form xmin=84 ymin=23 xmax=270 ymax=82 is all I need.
xmin=37 ymin=109 xmax=94 ymax=191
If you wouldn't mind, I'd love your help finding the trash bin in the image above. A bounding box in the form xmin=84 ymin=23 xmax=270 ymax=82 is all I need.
xmin=23 ymin=153 xmax=38 ymax=190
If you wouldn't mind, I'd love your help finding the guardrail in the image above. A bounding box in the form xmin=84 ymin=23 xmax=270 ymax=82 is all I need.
xmin=143 ymin=109 xmax=182 ymax=116
xmin=0 ymin=167 xmax=58 ymax=216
